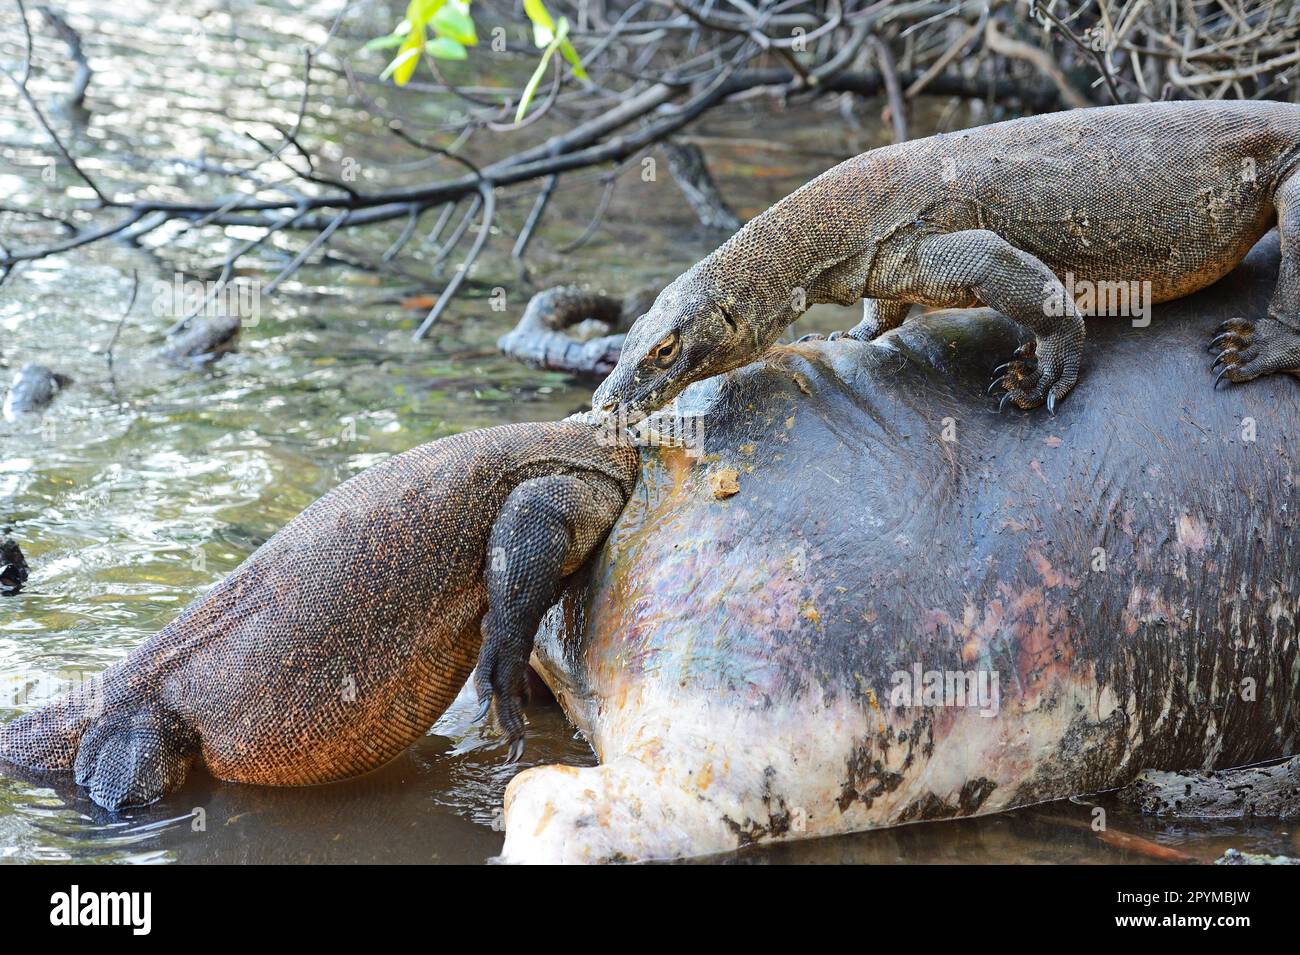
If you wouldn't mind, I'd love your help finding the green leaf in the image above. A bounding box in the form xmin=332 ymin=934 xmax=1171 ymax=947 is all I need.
xmin=363 ymin=33 xmax=407 ymax=51
xmin=426 ymin=36 xmax=468 ymax=60
xmin=431 ymin=3 xmax=477 ymax=46
xmin=515 ymin=17 xmax=577 ymax=122
xmin=406 ymin=0 xmax=448 ymax=29
xmin=515 ymin=45 xmax=555 ymax=123
xmin=523 ymin=0 xmax=556 ymax=46
xmin=383 ymin=28 xmax=425 ymax=85
xmin=558 ymin=37 xmax=588 ymax=81
xmin=382 ymin=0 xmax=452 ymax=87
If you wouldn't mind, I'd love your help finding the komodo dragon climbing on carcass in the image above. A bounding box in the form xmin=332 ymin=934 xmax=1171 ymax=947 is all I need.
xmin=0 ymin=421 xmax=636 ymax=810
xmin=496 ymin=235 xmax=1300 ymax=862
xmin=593 ymin=100 xmax=1300 ymax=421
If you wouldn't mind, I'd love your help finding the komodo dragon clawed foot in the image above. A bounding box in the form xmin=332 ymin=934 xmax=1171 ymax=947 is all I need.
xmin=794 ymin=330 xmax=852 ymax=343
xmin=989 ymin=340 xmax=1070 ymax=414
xmin=1210 ymin=316 xmax=1300 ymax=388
xmin=987 ymin=314 xmax=1083 ymax=413
xmin=796 ymin=301 xmax=909 ymax=345
xmin=989 ymin=341 xmax=1037 ymax=408
xmin=473 ymin=472 xmax=629 ymax=763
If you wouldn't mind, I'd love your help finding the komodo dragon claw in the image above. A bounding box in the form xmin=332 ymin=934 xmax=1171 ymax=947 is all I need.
xmin=1209 ymin=316 xmax=1300 ymax=388
xmin=1209 ymin=318 xmax=1253 ymax=347
xmin=989 ymin=343 xmax=1038 ymax=411
xmin=1209 ymin=331 xmax=1250 ymax=353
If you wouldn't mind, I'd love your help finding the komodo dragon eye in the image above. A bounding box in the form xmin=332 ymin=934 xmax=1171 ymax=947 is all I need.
xmin=651 ymin=332 xmax=681 ymax=368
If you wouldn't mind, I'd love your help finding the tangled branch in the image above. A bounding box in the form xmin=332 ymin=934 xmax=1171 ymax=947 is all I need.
xmin=3 ymin=0 xmax=1296 ymax=341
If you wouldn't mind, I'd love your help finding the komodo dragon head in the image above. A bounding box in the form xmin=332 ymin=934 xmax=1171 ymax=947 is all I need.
xmin=592 ymin=266 xmax=769 ymax=423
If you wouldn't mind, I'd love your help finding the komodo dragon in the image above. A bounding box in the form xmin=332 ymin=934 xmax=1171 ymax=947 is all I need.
xmin=0 ymin=420 xmax=636 ymax=809
xmin=593 ymin=100 xmax=1300 ymax=419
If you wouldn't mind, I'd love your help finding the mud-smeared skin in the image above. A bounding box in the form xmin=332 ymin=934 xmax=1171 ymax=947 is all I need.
xmin=504 ymin=236 xmax=1300 ymax=863
xmin=0 ymin=421 xmax=636 ymax=810
xmin=594 ymin=101 xmax=1300 ymax=418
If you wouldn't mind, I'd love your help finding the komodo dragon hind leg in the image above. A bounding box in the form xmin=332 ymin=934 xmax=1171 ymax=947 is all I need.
xmin=72 ymin=704 xmax=197 ymax=810
xmin=475 ymin=474 xmax=626 ymax=763
xmin=845 ymin=299 xmax=912 ymax=341
xmin=901 ymin=230 xmax=1086 ymax=412
xmin=1212 ymin=170 xmax=1300 ymax=388
xmin=797 ymin=300 xmax=911 ymax=343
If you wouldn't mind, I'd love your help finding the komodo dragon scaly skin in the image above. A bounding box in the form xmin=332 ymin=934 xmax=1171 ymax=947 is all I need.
xmin=0 ymin=420 xmax=636 ymax=810
xmin=593 ymin=100 xmax=1300 ymax=418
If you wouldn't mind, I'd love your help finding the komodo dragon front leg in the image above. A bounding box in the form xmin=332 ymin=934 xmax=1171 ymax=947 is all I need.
xmin=473 ymin=472 xmax=628 ymax=762
xmin=1212 ymin=170 xmax=1300 ymax=386
xmin=728 ymin=229 xmax=1087 ymax=411
xmin=876 ymin=230 xmax=1088 ymax=412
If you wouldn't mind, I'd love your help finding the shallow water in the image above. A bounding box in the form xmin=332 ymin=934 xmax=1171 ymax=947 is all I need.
xmin=1 ymin=0 xmax=1294 ymax=864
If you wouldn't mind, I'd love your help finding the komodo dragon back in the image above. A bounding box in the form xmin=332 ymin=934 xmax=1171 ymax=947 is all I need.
xmin=595 ymin=100 xmax=1300 ymax=419
xmin=0 ymin=420 xmax=637 ymax=809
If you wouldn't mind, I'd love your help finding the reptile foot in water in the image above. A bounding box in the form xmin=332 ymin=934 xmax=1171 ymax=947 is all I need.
xmin=71 ymin=702 xmax=197 ymax=810
xmin=474 ymin=653 xmax=528 ymax=760
xmin=1211 ymin=316 xmax=1300 ymax=388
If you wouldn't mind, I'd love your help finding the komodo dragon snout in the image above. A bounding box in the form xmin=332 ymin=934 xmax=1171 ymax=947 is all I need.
xmin=0 ymin=420 xmax=638 ymax=810
xmin=592 ymin=275 xmax=758 ymax=423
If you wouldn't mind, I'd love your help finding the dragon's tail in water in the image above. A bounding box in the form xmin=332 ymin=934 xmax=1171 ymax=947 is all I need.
xmin=0 ymin=678 xmax=196 ymax=810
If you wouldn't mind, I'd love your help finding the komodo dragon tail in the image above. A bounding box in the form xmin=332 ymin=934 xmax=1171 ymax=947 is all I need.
xmin=0 ymin=676 xmax=197 ymax=809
